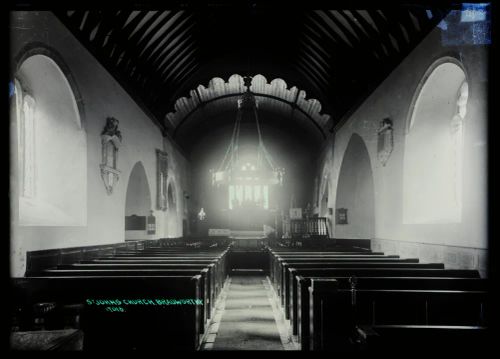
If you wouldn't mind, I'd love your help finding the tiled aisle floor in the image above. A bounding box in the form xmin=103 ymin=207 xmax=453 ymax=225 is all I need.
xmin=202 ymin=275 xmax=293 ymax=350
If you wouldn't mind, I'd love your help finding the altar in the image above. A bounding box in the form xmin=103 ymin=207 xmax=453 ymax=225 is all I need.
xmin=229 ymin=230 xmax=268 ymax=249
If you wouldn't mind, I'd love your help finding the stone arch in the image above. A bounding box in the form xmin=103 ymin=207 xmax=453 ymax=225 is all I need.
xmin=125 ymin=161 xmax=152 ymax=217
xmin=167 ymin=180 xmax=177 ymax=212
xmin=14 ymin=42 xmax=86 ymax=129
xmin=166 ymin=176 xmax=181 ymax=237
xmin=404 ymin=56 xmax=468 ymax=134
xmin=334 ymin=133 xmax=375 ymax=239
xmin=124 ymin=162 xmax=152 ymax=240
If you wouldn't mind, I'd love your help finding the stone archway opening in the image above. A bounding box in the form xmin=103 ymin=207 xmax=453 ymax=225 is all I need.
xmin=335 ymin=134 xmax=375 ymax=239
xmin=125 ymin=161 xmax=152 ymax=240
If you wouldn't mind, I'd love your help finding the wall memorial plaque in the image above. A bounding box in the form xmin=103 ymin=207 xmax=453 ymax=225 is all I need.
xmin=336 ymin=208 xmax=348 ymax=224
xmin=156 ymin=149 xmax=168 ymax=211
xmin=377 ymin=118 xmax=394 ymax=167
xmin=100 ymin=117 xmax=122 ymax=194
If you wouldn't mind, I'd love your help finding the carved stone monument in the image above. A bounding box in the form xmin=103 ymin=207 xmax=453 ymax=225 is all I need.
xmin=156 ymin=149 xmax=168 ymax=210
xmin=100 ymin=117 xmax=122 ymax=194
xmin=377 ymin=118 xmax=394 ymax=166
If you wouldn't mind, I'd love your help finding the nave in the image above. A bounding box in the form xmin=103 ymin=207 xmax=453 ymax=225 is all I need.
xmin=11 ymin=238 xmax=489 ymax=352
xmin=8 ymin=4 xmax=492 ymax=353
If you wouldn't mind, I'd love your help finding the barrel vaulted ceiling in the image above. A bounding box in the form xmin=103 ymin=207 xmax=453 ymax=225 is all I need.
xmin=53 ymin=5 xmax=450 ymax=150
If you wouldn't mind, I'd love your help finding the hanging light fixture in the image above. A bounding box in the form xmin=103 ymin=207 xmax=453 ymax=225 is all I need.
xmin=210 ymin=76 xmax=285 ymax=210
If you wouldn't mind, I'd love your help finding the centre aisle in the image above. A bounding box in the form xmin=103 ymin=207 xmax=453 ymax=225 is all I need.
xmin=211 ymin=275 xmax=286 ymax=350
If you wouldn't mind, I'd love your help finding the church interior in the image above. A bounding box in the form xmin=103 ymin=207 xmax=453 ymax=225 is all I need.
xmin=8 ymin=2 xmax=493 ymax=352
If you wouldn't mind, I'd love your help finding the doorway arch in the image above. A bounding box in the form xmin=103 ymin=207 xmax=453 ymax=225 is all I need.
xmin=125 ymin=162 xmax=152 ymax=239
xmin=335 ymin=134 xmax=375 ymax=239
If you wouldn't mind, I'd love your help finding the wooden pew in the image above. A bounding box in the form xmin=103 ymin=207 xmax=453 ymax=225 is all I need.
xmin=270 ymin=255 xmax=401 ymax=294
xmin=15 ymin=242 xmax=232 ymax=350
xmin=281 ymin=263 xmax=441 ymax=305
xmin=281 ymin=263 xmax=445 ymax=318
xmin=107 ymin=254 xmax=225 ymax=257
xmin=285 ymin=268 xmax=480 ymax=350
xmin=270 ymin=248 xmax=382 ymax=273
xmin=267 ymin=246 xmax=371 ymax=253
xmin=96 ymin=254 xmax=229 ymax=291
xmin=269 ymin=257 xmax=420 ymax=314
xmin=269 ymin=256 xmax=404 ymax=304
xmin=87 ymin=251 xmax=229 ymax=300
xmin=270 ymin=257 xmax=416 ymax=296
xmin=270 ymin=253 xmax=382 ymax=257
xmin=81 ymin=258 xmax=226 ymax=310
xmin=112 ymin=255 xmax=223 ymax=259
xmin=59 ymin=263 xmax=219 ymax=296
xmin=105 ymin=248 xmax=230 ymax=260
xmin=270 ymin=256 xmax=406 ymax=289
xmin=87 ymin=259 xmax=226 ymax=293
xmin=267 ymin=250 xmax=392 ymax=276
xmin=28 ymin=268 xmax=212 ymax=331
xmin=270 ymin=254 xmax=451 ymax=330
xmin=29 ymin=244 xmax=231 ymax=328
xmin=268 ymin=251 xmax=387 ymax=270
xmin=267 ymin=244 xmax=371 ymax=252
xmin=56 ymin=263 xmax=223 ymax=324
xmin=12 ymin=275 xmax=203 ymax=350
xmin=356 ymin=325 xmax=489 ymax=353
xmin=308 ymin=279 xmax=487 ymax=351
xmin=295 ymin=276 xmax=488 ymax=349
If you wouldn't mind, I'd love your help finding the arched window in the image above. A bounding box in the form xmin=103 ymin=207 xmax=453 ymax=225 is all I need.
xmin=15 ymin=80 xmax=36 ymax=199
xmin=13 ymin=53 xmax=87 ymax=226
xmin=403 ymin=59 xmax=468 ymax=224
